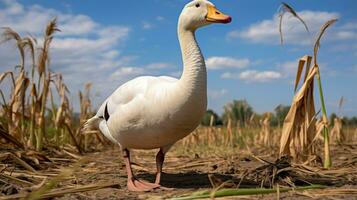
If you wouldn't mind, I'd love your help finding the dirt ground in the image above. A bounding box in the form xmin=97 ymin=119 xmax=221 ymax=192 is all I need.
xmin=1 ymin=144 xmax=357 ymax=200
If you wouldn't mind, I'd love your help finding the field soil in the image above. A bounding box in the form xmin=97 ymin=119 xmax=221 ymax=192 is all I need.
xmin=1 ymin=144 xmax=357 ymax=200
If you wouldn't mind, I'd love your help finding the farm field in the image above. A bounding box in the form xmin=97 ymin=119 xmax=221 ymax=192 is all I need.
xmin=1 ymin=0 xmax=357 ymax=199
xmin=1 ymin=127 xmax=357 ymax=199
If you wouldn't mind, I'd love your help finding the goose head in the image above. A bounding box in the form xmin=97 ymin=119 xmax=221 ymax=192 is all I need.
xmin=179 ymin=0 xmax=232 ymax=31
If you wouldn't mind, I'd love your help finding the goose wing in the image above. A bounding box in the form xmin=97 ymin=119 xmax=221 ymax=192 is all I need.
xmin=96 ymin=76 xmax=178 ymax=121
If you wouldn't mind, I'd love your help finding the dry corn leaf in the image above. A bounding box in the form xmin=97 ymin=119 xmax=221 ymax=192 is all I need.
xmin=280 ymin=18 xmax=338 ymax=167
xmin=279 ymin=2 xmax=309 ymax=44
xmin=0 ymin=71 xmax=15 ymax=86
xmin=1 ymin=27 xmax=25 ymax=67
xmin=294 ymin=56 xmax=312 ymax=93
xmin=279 ymin=56 xmax=317 ymax=160
xmin=313 ymin=19 xmax=337 ymax=65
xmin=338 ymin=96 xmax=344 ymax=114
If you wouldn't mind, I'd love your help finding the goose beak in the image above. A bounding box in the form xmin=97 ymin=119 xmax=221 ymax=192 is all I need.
xmin=206 ymin=5 xmax=232 ymax=24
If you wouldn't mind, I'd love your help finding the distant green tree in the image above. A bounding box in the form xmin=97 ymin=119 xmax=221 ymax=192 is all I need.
xmin=222 ymin=100 xmax=253 ymax=127
xmin=349 ymin=117 xmax=357 ymax=126
xmin=343 ymin=117 xmax=357 ymax=127
xmin=341 ymin=116 xmax=357 ymax=127
xmin=270 ymin=115 xmax=279 ymax=127
xmin=201 ymin=109 xmax=222 ymax=126
xmin=342 ymin=116 xmax=349 ymax=126
xmin=274 ymin=104 xmax=290 ymax=127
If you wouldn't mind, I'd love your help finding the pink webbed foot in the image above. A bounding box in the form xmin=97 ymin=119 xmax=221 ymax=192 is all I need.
xmin=127 ymin=178 xmax=172 ymax=192
xmin=123 ymin=148 xmax=173 ymax=192
xmin=127 ymin=178 xmax=160 ymax=192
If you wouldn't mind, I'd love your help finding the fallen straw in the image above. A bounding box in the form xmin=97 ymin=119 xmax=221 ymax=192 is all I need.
xmin=170 ymin=185 xmax=327 ymax=200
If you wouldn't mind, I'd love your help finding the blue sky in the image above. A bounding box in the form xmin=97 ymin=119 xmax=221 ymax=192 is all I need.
xmin=1 ymin=0 xmax=357 ymax=116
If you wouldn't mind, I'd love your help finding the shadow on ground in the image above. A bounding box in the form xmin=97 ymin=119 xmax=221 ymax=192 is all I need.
xmin=135 ymin=172 xmax=238 ymax=189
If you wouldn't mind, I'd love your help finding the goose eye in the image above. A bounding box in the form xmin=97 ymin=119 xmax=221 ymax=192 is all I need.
xmin=195 ymin=3 xmax=200 ymax=8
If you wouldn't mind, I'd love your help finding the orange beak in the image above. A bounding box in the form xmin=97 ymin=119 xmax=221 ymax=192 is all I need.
xmin=206 ymin=5 xmax=232 ymax=24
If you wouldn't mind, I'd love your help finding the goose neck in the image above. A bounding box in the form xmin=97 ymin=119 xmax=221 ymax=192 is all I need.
xmin=177 ymin=28 xmax=207 ymax=91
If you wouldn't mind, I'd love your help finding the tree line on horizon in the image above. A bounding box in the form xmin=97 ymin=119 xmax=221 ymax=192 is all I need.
xmin=201 ymin=99 xmax=357 ymax=128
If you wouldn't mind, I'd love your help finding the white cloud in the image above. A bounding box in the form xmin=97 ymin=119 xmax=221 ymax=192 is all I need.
xmin=0 ymin=0 xmax=149 ymax=109
xmin=278 ymin=59 xmax=338 ymax=82
xmin=221 ymin=70 xmax=281 ymax=83
xmin=335 ymin=31 xmax=357 ymax=40
xmin=156 ymin=16 xmax=165 ymax=21
xmin=208 ymin=89 xmax=227 ymax=99
xmin=142 ymin=21 xmax=153 ymax=29
xmin=145 ymin=62 xmax=172 ymax=69
xmin=169 ymin=71 xmax=182 ymax=78
xmin=240 ymin=70 xmax=281 ymax=82
xmin=102 ymin=50 xmax=121 ymax=59
xmin=206 ymin=56 xmax=250 ymax=70
xmin=279 ymin=60 xmax=300 ymax=77
xmin=228 ymin=10 xmax=346 ymax=45
xmin=340 ymin=22 xmax=357 ymax=29
xmin=1 ymin=0 xmax=23 ymax=14
xmin=58 ymin=15 xmax=97 ymax=36
xmin=110 ymin=67 xmax=146 ymax=81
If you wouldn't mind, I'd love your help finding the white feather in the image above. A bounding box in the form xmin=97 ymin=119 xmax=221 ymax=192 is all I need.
xmin=85 ymin=0 xmax=223 ymax=151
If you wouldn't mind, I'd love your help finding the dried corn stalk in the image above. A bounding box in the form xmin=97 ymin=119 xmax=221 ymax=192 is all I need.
xmin=248 ymin=114 xmax=257 ymax=128
xmin=35 ymin=19 xmax=60 ymax=151
xmin=313 ymin=19 xmax=338 ymax=168
xmin=225 ymin=118 xmax=233 ymax=146
xmin=260 ymin=113 xmax=271 ymax=146
xmin=207 ymin=115 xmax=215 ymax=145
xmin=0 ymin=19 xmax=77 ymax=152
xmin=279 ymin=55 xmax=319 ymax=161
xmin=51 ymin=74 xmax=71 ymax=145
xmin=1 ymin=27 xmax=25 ymax=67
xmin=236 ymin=121 xmax=242 ymax=138
xmin=279 ymin=19 xmax=337 ymax=168
xmin=331 ymin=117 xmax=344 ymax=143
xmin=1 ymin=27 xmax=31 ymax=145
xmin=331 ymin=97 xmax=345 ymax=143
xmin=79 ymin=83 xmax=105 ymax=151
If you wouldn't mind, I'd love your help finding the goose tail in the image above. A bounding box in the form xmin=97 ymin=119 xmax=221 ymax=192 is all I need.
xmin=82 ymin=115 xmax=101 ymax=131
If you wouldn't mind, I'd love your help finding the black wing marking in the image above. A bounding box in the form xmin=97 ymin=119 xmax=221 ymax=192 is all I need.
xmin=104 ymin=103 xmax=110 ymax=121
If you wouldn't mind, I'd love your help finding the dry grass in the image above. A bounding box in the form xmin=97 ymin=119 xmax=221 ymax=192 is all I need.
xmin=0 ymin=19 xmax=125 ymax=199
xmin=173 ymin=126 xmax=357 ymax=199
xmin=0 ymin=19 xmax=106 ymax=154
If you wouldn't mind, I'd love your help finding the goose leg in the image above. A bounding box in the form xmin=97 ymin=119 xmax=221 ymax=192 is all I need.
xmin=154 ymin=148 xmax=173 ymax=190
xmin=155 ymin=149 xmax=165 ymax=184
xmin=123 ymin=149 xmax=160 ymax=192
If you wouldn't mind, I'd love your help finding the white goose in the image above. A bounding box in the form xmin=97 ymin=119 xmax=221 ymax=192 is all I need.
xmin=85 ymin=0 xmax=231 ymax=191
